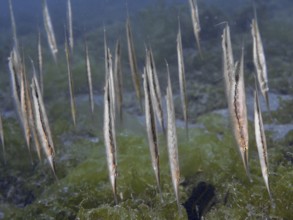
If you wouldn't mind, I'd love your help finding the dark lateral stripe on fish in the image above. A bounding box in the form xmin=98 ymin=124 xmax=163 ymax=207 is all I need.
xmin=146 ymin=48 xmax=165 ymax=133
xmin=230 ymin=48 xmax=250 ymax=179
xmin=31 ymin=73 xmax=56 ymax=178
xmin=254 ymin=81 xmax=272 ymax=200
xmin=143 ymin=68 xmax=162 ymax=200
xmin=251 ymin=18 xmax=269 ymax=111
xmin=104 ymin=76 xmax=118 ymax=204
xmin=166 ymin=60 xmax=181 ymax=212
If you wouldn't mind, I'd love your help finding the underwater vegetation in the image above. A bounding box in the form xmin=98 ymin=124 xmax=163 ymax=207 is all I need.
xmin=0 ymin=0 xmax=292 ymax=219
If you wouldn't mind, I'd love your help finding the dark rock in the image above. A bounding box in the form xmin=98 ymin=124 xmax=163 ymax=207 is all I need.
xmin=183 ymin=182 xmax=216 ymax=220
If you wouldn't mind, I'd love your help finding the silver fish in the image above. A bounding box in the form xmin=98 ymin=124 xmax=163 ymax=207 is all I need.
xmin=103 ymin=76 xmax=118 ymax=204
xmin=126 ymin=18 xmax=142 ymax=109
xmin=9 ymin=0 xmax=19 ymax=52
xmin=25 ymin=73 xmax=42 ymax=161
xmin=106 ymin=48 xmax=116 ymax=121
xmin=229 ymin=48 xmax=250 ymax=179
xmin=177 ymin=21 xmax=188 ymax=138
xmin=165 ymin=61 xmax=181 ymax=212
xmin=20 ymin=56 xmax=31 ymax=152
xmin=254 ymin=81 xmax=272 ymax=200
xmin=31 ymin=70 xmax=56 ymax=178
xmin=188 ymin=0 xmax=202 ymax=57
xmin=251 ymin=18 xmax=270 ymax=111
xmin=8 ymin=50 xmax=22 ymax=121
xmin=85 ymin=42 xmax=94 ymax=113
xmin=146 ymin=48 xmax=165 ymax=133
xmin=143 ymin=68 xmax=162 ymax=200
xmin=38 ymin=31 xmax=44 ymax=95
xmin=0 ymin=114 xmax=6 ymax=164
xmin=67 ymin=0 xmax=74 ymax=51
xmin=65 ymin=37 xmax=76 ymax=126
xmin=43 ymin=0 xmax=58 ymax=62
xmin=8 ymin=49 xmax=31 ymax=155
xmin=114 ymin=39 xmax=123 ymax=122
xmin=222 ymin=23 xmax=235 ymax=99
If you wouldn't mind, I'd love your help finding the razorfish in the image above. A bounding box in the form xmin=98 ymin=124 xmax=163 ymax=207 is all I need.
xmin=20 ymin=57 xmax=31 ymax=153
xmin=222 ymin=23 xmax=235 ymax=99
xmin=0 ymin=114 xmax=6 ymax=164
xmin=31 ymin=64 xmax=56 ymax=178
xmin=126 ymin=18 xmax=142 ymax=109
xmin=177 ymin=21 xmax=188 ymax=138
xmin=103 ymin=74 xmax=118 ymax=204
xmin=9 ymin=0 xmax=19 ymax=52
xmin=8 ymin=49 xmax=31 ymax=155
xmin=23 ymin=60 xmax=41 ymax=160
xmin=67 ymin=0 xmax=74 ymax=51
xmin=165 ymin=61 xmax=181 ymax=212
xmin=143 ymin=68 xmax=162 ymax=201
xmin=145 ymin=48 xmax=165 ymax=133
xmin=251 ymin=18 xmax=270 ymax=111
xmin=38 ymin=31 xmax=44 ymax=95
xmin=8 ymin=50 xmax=22 ymax=123
xmin=85 ymin=42 xmax=94 ymax=113
xmin=114 ymin=39 xmax=123 ymax=122
xmin=188 ymin=0 xmax=202 ymax=57
xmin=254 ymin=80 xmax=273 ymax=201
xmin=43 ymin=0 xmax=58 ymax=62
xmin=229 ymin=48 xmax=250 ymax=180
xmin=24 ymin=68 xmax=42 ymax=161
xmin=106 ymin=48 xmax=117 ymax=121
xmin=65 ymin=36 xmax=76 ymax=126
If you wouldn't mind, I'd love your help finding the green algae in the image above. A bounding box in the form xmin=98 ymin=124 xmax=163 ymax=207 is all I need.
xmin=1 ymin=112 xmax=292 ymax=219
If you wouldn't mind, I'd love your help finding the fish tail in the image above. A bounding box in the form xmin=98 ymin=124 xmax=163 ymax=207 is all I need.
xmin=243 ymin=150 xmax=252 ymax=182
xmin=265 ymin=91 xmax=270 ymax=112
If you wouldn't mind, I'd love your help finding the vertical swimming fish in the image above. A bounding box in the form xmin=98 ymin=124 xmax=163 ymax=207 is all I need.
xmin=23 ymin=62 xmax=42 ymax=161
xmin=65 ymin=36 xmax=76 ymax=126
xmin=85 ymin=42 xmax=94 ymax=113
xmin=222 ymin=23 xmax=235 ymax=99
xmin=114 ymin=39 xmax=123 ymax=122
xmin=20 ymin=56 xmax=31 ymax=153
xmin=43 ymin=0 xmax=58 ymax=62
xmin=143 ymin=68 xmax=162 ymax=200
xmin=165 ymin=61 xmax=181 ymax=212
xmin=67 ymin=0 xmax=74 ymax=51
xmin=188 ymin=0 xmax=202 ymax=57
xmin=251 ymin=18 xmax=270 ymax=111
xmin=106 ymin=48 xmax=117 ymax=121
xmin=8 ymin=49 xmax=22 ymax=120
xmin=177 ymin=21 xmax=188 ymax=138
xmin=145 ymin=48 xmax=165 ymax=133
xmin=9 ymin=49 xmax=31 ymax=156
xmin=31 ymin=69 xmax=56 ymax=178
xmin=126 ymin=18 xmax=142 ymax=108
xmin=230 ymin=48 xmax=250 ymax=179
xmin=9 ymin=0 xmax=19 ymax=52
xmin=38 ymin=31 xmax=44 ymax=95
xmin=0 ymin=114 xmax=6 ymax=164
xmin=103 ymin=76 xmax=118 ymax=204
xmin=254 ymin=80 xmax=272 ymax=200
